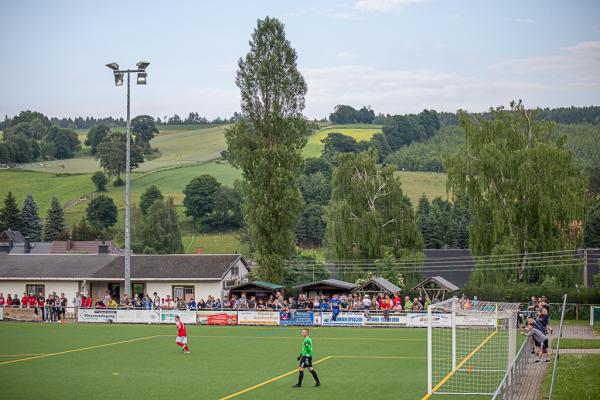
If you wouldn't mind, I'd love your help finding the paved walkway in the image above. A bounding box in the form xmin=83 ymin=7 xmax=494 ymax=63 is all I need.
xmin=513 ymin=324 xmax=598 ymax=399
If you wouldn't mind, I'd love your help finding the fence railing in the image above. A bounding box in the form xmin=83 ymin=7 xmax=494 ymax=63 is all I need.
xmin=0 ymin=306 xmax=463 ymax=327
xmin=491 ymin=334 xmax=533 ymax=399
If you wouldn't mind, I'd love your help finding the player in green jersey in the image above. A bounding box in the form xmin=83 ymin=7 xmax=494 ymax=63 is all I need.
xmin=293 ymin=329 xmax=321 ymax=388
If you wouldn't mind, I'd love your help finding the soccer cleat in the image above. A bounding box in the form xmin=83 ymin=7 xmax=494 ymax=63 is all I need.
xmin=185 ymin=350 xmax=191 ymax=354
xmin=292 ymin=384 xmax=301 ymax=388
xmin=315 ymin=382 xmax=321 ymax=387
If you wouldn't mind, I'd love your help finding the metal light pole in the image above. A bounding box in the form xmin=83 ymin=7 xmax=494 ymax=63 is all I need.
xmin=106 ymin=61 xmax=149 ymax=299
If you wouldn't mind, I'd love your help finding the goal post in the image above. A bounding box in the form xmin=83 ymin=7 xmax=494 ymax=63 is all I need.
xmin=427 ymin=298 xmax=520 ymax=397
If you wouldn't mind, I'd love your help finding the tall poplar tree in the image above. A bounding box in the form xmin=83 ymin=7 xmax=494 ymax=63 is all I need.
xmin=447 ymin=101 xmax=587 ymax=284
xmin=225 ymin=17 xmax=308 ymax=282
xmin=21 ymin=194 xmax=42 ymax=241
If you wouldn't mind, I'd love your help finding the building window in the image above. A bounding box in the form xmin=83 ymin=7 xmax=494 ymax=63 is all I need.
xmin=173 ymin=286 xmax=195 ymax=301
xmin=231 ymin=266 xmax=239 ymax=277
xmin=26 ymin=284 xmax=45 ymax=297
xmin=132 ymin=283 xmax=146 ymax=297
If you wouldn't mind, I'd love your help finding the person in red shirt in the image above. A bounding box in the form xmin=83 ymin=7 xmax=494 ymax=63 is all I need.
xmin=0 ymin=293 xmax=5 ymax=306
xmin=392 ymin=293 xmax=403 ymax=310
xmin=175 ymin=315 xmax=190 ymax=354
xmin=6 ymin=294 xmax=12 ymax=306
xmin=22 ymin=293 xmax=30 ymax=308
xmin=28 ymin=294 xmax=37 ymax=307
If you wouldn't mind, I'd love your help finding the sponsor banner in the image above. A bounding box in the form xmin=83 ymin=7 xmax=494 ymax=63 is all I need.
xmin=160 ymin=310 xmax=197 ymax=324
xmin=366 ymin=313 xmax=408 ymax=326
xmin=407 ymin=313 xmax=449 ymax=327
xmin=78 ymin=308 xmax=117 ymax=323
xmin=457 ymin=315 xmax=496 ymax=327
xmin=0 ymin=306 xmax=3 ymax=320
xmin=279 ymin=310 xmax=315 ymax=326
xmin=238 ymin=311 xmax=280 ymax=326
xmin=197 ymin=311 xmax=238 ymax=325
xmin=117 ymin=309 xmax=161 ymax=324
xmin=321 ymin=312 xmax=365 ymax=326
xmin=3 ymin=307 xmax=42 ymax=322
xmin=406 ymin=313 xmax=495 ymax=327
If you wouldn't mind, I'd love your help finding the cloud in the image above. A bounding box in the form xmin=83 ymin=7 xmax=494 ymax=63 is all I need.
xmin=354 ymin=0 xmax=425 ymax=12
xmin=302 ymin=64 xmax=550 ymax=116
xmin=496 ymin=41 xmax=600 ymax=86
xmin=335 ymin=51 xmax=359 ymax=60
xmin=514 ymin=17 xmax=534 ymax=24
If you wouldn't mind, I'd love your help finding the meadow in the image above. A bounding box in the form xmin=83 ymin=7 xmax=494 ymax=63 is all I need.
xmin=303 ymin=124 xmax=382 ymax=158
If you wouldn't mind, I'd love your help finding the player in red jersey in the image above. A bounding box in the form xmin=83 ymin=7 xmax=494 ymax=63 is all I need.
xmin=174 ymin=315 xmax=190 ymax=354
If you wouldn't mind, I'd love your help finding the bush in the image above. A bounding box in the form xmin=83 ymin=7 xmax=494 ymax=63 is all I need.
xmin=91 ymin=171 xmax=108 ymax=192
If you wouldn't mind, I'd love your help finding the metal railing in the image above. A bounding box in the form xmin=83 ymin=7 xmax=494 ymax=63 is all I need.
xmin=491 ymin=335 xmax=533 ymax=399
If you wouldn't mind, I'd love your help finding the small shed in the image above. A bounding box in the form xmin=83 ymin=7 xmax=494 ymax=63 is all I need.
xmin=410 ymin=276 xmax=459 ymax=302
xmin=352 ymin=276 xmax=402 ymax=299
xmin=228 ymin=281 xmax=284 ymax=300
xmin=294 ymin=279 xmax=358 ymax=298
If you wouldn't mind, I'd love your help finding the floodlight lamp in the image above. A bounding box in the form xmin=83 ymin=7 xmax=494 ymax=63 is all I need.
xmin=137 ymin=72 xmax=147 ymax=85
xmin=136 ymin=61 xmax=150 ymax=71
xmin=106 ymin=62 xmax=119 ymax=71
xmin=114 ymin=72 xmax=124 ymax=86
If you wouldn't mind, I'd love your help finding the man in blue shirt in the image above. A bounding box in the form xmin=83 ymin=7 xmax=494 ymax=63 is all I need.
xmin=331 ymin=294 xmax=341 ymax=321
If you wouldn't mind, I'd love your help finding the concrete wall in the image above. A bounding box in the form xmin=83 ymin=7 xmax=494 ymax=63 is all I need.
xmin=0 ymin=281 xmax=80 ymax=303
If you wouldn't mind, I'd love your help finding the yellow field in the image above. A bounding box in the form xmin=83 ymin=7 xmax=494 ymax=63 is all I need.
xmin=304 ymin=125 xmax=382 ymax=158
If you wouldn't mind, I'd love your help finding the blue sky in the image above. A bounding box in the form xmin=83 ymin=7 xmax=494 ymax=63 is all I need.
xmin=1 ymin=0 xmax=599 ymax=120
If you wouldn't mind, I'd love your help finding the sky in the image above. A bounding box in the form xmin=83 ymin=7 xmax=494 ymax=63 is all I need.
xmin=1 ymin=0 xmax=599 ymax=120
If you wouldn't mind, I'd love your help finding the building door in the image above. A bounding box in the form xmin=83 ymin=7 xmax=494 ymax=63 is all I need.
xmin=132 ymin=283 xmax=145 ymax=298
xmin=107 ymin=282 xmax=120 ymax=301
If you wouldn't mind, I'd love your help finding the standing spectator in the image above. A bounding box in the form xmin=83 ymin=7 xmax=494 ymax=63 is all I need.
xmin=331 ymin=294 xmax=341 ymax=321
xmin=12 ymin=294 xmax=21 ymax=307
xmin=187 ymin=298 xmax=197 ymax=310
xmin=37 ymin=292 xmax=45 ymax=321
xmin=6 ymin=294 xmax=13 ymax=306
xmin=404 ymin=296 xmax=413 ymax=311
xmin=362 ymin=294 xmax=372 ymax=318
xmin=22 ymin=292 xmax=30 ymax=308
xmin=103 ymin=291 xmax=111 ymax=306
xmin=0 ymin=293 xmax=4 ymax=306
xmin=73 ymin=292 xmax=82 ymax=309
xmin=525 ymin=321 xmax=550 ymax=363
xmin=340 ymin=295 xmax=349 ymax=311
xmin=297 ymin=294 xmax=307 ymax=310
xmin=215 ymin=298 xmax=222 ymax=309
xmin=46 ymin=294 xmax=56 ymax=322
xmin=412 ymin=297 xmax=423 ymax=311
xmin=153 ymin=292 xmax=161 ymax=309
xmin=27 ymin=293 xmax=37 ymax=308
xmin=288 ymin=297 xmax=297 ymax=310
xmin=248 ymin=296 xmax=257 ymax=310
xmin=58 ymin=293 xmax=67 ymax=319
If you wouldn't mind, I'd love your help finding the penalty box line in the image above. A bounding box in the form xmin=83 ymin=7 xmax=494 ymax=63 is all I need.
xmin=218 ymin=354 xmax=422 ymax=400
xmin=0 ymin=335 xmax=161 ymax=366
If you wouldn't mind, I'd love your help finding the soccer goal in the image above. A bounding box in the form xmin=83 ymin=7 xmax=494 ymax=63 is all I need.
xmin=426 ymin=298 xmax=520 ymax=397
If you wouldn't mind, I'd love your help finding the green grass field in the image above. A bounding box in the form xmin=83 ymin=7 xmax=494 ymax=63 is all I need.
xmin=542 ymin=354 xmax=600 ymax=400
xmin=0 ymin=323 xmax=430 ymax=400
xmin=304 ymin=125 xmax=382 ymax=158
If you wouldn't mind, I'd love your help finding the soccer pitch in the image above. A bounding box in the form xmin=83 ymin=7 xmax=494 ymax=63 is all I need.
xmin=0 ymin=323 xmax=434 ymax=399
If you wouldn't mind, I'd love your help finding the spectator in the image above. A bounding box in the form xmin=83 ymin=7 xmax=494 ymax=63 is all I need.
xmin=37 ymin=292 xmax=45 ymax=321
xmin=404 ymin=296 xmax=413 ymax=311
xmin=108 ymin=298 xmax=118 ymax=308
xmin=95 ymin=298 xmax=105 ymax=308
xmin=103 ymin=291 xmax=111 ymax=306
xmin=412 ymin=297 xmax=423 ymax=311
xmin=248 ymin=296 xmax=257 ymax=309
xmin=12 ymin=294 xmax=21 ymax=307
xmin=22 ymin=292 xmax=30 ymax=308
xmin=153 ymin=292 xmax=161 ymax=309
xmin=187 ymin=298 xmax=197 ymax=310
xmin=362 ymin=294 xmax=372 ymax=318
xmin=176 ymin=297 xmax=186 ymax=310
xmin=288 ymin=296 xmax=297 ymax=310
xmin=215 ymin=298 xmax=222 ymax=309
xmin=73 ymin=292 xmax=82 ymax=309
xmin=525 ymin=321 xmax=550 ymax=363
xmin=0 ymin=293 xmax=4 ymax=306
xmin=46 ymin=294 xmax=56 ymax=322
xmin=28 ymin=293 xmax=37 ymax=308
xmin=257 ymin=299 xmax=266 ymax=309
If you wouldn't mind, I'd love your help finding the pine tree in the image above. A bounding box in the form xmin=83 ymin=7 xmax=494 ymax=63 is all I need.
xmin=44 ymin=197 xmax=66 ymax=241
xmin=452 ymin=194 xmax=470 ymax=249
xmin=21 ymin=194 xmax=42 ymax=241
xmin=416 ymin=194 xmax=436 ymax=248
xmin=584 ymin=201 xmax=600 ymax=247
xmin=0 ymin=191 xmax=22 ymax=232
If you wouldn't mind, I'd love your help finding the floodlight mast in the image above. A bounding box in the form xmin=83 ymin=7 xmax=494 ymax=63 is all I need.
xmin=105 ymin=61 xmax=149 ymax=300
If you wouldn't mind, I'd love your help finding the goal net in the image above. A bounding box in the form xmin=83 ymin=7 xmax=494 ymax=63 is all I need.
xmin=427 ymin=298 xmax=520 ymax=397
